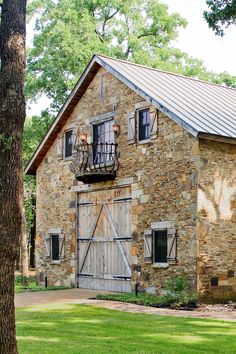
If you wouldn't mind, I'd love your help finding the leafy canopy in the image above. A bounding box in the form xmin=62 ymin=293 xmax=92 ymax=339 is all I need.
xmin=204 ymin=0 xmax=236 ymax=36
xmin=27 ymin=0 xmax=236 ymax=113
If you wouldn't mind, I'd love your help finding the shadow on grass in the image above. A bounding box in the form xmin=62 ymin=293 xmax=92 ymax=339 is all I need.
xmin=16 ymin=304 xmax=236 ymax=354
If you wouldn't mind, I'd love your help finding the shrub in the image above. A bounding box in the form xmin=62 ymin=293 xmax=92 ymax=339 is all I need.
xmin=15 ymin=275 xmax=35 ymax=286
xmin=96 ymin=276 xmax=198 ymax=309
xmin=163 ymin=276 xmax=198 ymax=308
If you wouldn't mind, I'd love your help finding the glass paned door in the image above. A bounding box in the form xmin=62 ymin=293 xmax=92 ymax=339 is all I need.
xmin=93 ymin=120 xmax=114 ymax=163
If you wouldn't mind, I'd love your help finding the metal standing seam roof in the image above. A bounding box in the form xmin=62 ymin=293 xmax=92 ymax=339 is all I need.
xmin=25 ymin=54 xmax=236 ymax=175
xmin=97 ymin=56 xmax=236 ymax=138
xmin=96 ymin=55 xmax=236 ymax=139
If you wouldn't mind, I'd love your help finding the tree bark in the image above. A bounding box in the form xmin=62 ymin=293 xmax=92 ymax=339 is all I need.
xmin=0 ymin=1 xmax=27 ymax=353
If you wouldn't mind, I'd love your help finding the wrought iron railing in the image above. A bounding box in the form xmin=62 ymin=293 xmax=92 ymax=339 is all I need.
xmin=70 ymin=142 xmax=119 ymax=182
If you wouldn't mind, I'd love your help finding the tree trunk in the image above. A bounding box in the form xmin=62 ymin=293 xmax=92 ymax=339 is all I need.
xmin=0 ymin=1 xmax=27 ymax=353
xmin=21 ymin=205 xmax=29 ymax=285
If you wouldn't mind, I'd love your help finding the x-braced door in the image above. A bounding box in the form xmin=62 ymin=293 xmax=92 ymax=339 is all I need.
xmin=77 ymin=187 xmax=132 ymax=292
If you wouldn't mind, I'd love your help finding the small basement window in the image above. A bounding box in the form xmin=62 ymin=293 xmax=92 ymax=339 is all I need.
xmin=65 ymin=130 xmax=73 ymax=158
xmin=153 ymin=229 xmax=167 ymax=263
xmin=138 ymin=108 xmax=150 ymax=141
xmin=51 ymin=234 xmax=60 ymax=261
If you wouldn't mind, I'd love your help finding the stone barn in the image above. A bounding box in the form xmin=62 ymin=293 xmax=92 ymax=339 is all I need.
xmin=26 ymin=54 xmax=236 ymax=300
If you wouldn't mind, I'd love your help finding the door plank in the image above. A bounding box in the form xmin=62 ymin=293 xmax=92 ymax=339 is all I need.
xmin=104 ymin=204 xmax=131 ymax=277
xmin=79 ymin=204 xmax=103 ymax=273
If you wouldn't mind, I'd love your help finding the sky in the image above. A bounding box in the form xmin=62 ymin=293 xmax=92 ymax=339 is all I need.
xmin=27 ymin=0 xmax=236 ymax=116
xmin=163 ymin=0 xmax=236 ymax=75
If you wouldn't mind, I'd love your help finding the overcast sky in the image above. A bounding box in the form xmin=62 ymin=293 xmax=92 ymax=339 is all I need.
xmin=27 ymin=0 xmax=236 ymax=115
xmin=163 ymin=0 xmax=236 ymax=75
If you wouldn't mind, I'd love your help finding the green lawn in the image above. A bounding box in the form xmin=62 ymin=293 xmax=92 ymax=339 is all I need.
xmin=16 ymin=303 xmax=236 ymax=354
xmin=15 ymin=276 xmax=71 ymax=293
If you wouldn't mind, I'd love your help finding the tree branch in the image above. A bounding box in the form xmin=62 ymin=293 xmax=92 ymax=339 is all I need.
xmin=101 ymin=8 xmax=119 ymax=39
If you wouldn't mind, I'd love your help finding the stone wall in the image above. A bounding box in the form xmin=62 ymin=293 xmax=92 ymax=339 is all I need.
xmin=36 ymin=67 xmax=199 ymax=291
xmin=196 ymin=139 xmax=236 ymax=300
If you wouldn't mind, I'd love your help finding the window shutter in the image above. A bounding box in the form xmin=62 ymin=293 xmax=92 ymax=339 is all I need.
xmin=167 ymin=228 xmax=177 ymax=264
xmin=59 ymin=234 xmax=65 ymax=260
xmin=56 ymin=135 xmax=63 ymax=159
xmin=150 ymin=108 xmax=158 ymax=139
xmin=72 ymin=127 xmax=78 ymax=155
xmin=127 ymin=111 xmax=136 ymax=143
xmin=43 ymin=235 xmax=51 ymax=260
xmin=144 ymin=230 xmax=152 ymax=263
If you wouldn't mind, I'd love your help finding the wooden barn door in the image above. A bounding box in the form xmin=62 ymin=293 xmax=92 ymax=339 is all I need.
xmin=77 ymin=187 xmax=132 ymax=292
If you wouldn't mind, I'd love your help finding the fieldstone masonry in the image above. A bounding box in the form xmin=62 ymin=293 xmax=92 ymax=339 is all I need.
xmin=35 ymin=67 xmax=236 ymax=300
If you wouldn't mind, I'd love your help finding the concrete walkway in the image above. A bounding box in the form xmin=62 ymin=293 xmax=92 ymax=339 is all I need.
xmin=15 ymin=288 xmax=107 ymax=308
xmin=15 ymin=289 xmax=236 ymax=322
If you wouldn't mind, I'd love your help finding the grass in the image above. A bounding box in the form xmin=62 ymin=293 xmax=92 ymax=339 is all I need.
xmin=16 ymin=303 xmax=236 ymax=354
xmin=15 ymin=275 xmax=71 ymax=294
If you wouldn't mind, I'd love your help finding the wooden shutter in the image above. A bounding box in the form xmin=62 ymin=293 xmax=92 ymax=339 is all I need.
xmin=56 ymin=135 xmax=64 ymax=159
xmin=72 ymin=126 xmax=78 ymax=155
xmin=150 ymin=108 xmax=158 ymax=139
xmin=59 ymin=234 xmax=65 ymax=260
xmin=43 ymin=235 xmax=51 ymax=260
xmin=127 ymin=111 xmax=136 ymax=143
xmin=167 ymin=228 xmax=177 ymax=264
xmin=144 ymin=230 xmax=152 ymax=263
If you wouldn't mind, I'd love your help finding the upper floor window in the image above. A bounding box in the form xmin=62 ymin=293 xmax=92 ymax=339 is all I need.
xmin=138 ymin=109 xmax=150 ymax=141
xmin=93 ymin=120 xmax=114 ymax=163
xmin=65 ymin=130 xmax=73 ymax=158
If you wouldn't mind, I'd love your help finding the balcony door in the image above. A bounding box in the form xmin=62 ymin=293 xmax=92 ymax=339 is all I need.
xmin=93 ymin=120 xmax=114 ymax=164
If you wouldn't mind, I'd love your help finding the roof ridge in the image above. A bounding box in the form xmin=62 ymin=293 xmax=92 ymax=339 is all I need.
xmin=96 ymin=54 xmax=236 ymax=92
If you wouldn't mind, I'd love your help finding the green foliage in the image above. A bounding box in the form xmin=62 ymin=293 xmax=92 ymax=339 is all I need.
xmin=163 ymin=276 xmax=198 ymax=308
xmin=165 ymin=275 xmax=190 ymax=293
xmin=15 ymin=275 xmax=72 ymax=293
xmin=204 ymin=0 xmax=236 ymax=36
xmin=23 ymin=111 xmax=53 ymax=167
xmin=26 ymin=0 xmax=187 ymax=111
xmin=26 ymin=0 xmax=236 ymax=113
xmin=97 ymin=276 xmax=198 ymax=308
xmin=96 ymin=292 xmax=198 ymax=308
xmin=15 ymin=275 xmax=36 ymax=285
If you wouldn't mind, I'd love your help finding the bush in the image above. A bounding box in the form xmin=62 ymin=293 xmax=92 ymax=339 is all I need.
xmin=96 ymin=276 xmax=198 ymax=309
xmin=15 ymin=275 xmax=35 ymax=286
xmin=163 ymin=276 xmax=198 ymax=308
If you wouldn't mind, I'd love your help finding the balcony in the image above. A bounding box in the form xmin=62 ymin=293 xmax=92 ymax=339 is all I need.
xmin=70 ymin=142 xmax=119 ymax=183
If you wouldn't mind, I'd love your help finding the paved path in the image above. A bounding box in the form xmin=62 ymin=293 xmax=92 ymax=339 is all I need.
xmin=15 ymin=289 xmax=236 ymax=322
xmin=15 ymin=288 xmax=106 ymax=307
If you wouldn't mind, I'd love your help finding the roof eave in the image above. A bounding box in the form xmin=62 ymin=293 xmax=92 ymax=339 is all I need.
xmin=198 ymin=132 xmax=236 ymax=145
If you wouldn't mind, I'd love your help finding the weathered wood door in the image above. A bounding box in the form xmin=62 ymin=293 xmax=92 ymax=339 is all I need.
xmin=77 ymin=187 xmax=132 ymax=292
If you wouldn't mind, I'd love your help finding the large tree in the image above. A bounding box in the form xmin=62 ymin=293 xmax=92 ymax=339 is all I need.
xmin=26 ymin=0 xmax=236 ymax=113
xmin=204 ymin=0 xmax=236 ymax=36
xmin=0 ymin=0 xmax=27 ymax=352
xmin=26 ymin=0 xmax=209 ymax=112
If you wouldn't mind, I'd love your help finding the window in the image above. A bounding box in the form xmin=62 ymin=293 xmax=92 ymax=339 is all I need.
xmin=138 ymin=109 xmax=150 ymax=141
xmin=93 ymin=120 xmax=115 ymax=163
xmin=65 ymin=130 xmax=73 ymax=158
xmin=153 ymin=230 xmax=167 ymax=263
xmin=51 ymin=234 xmax=60 ymax=261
